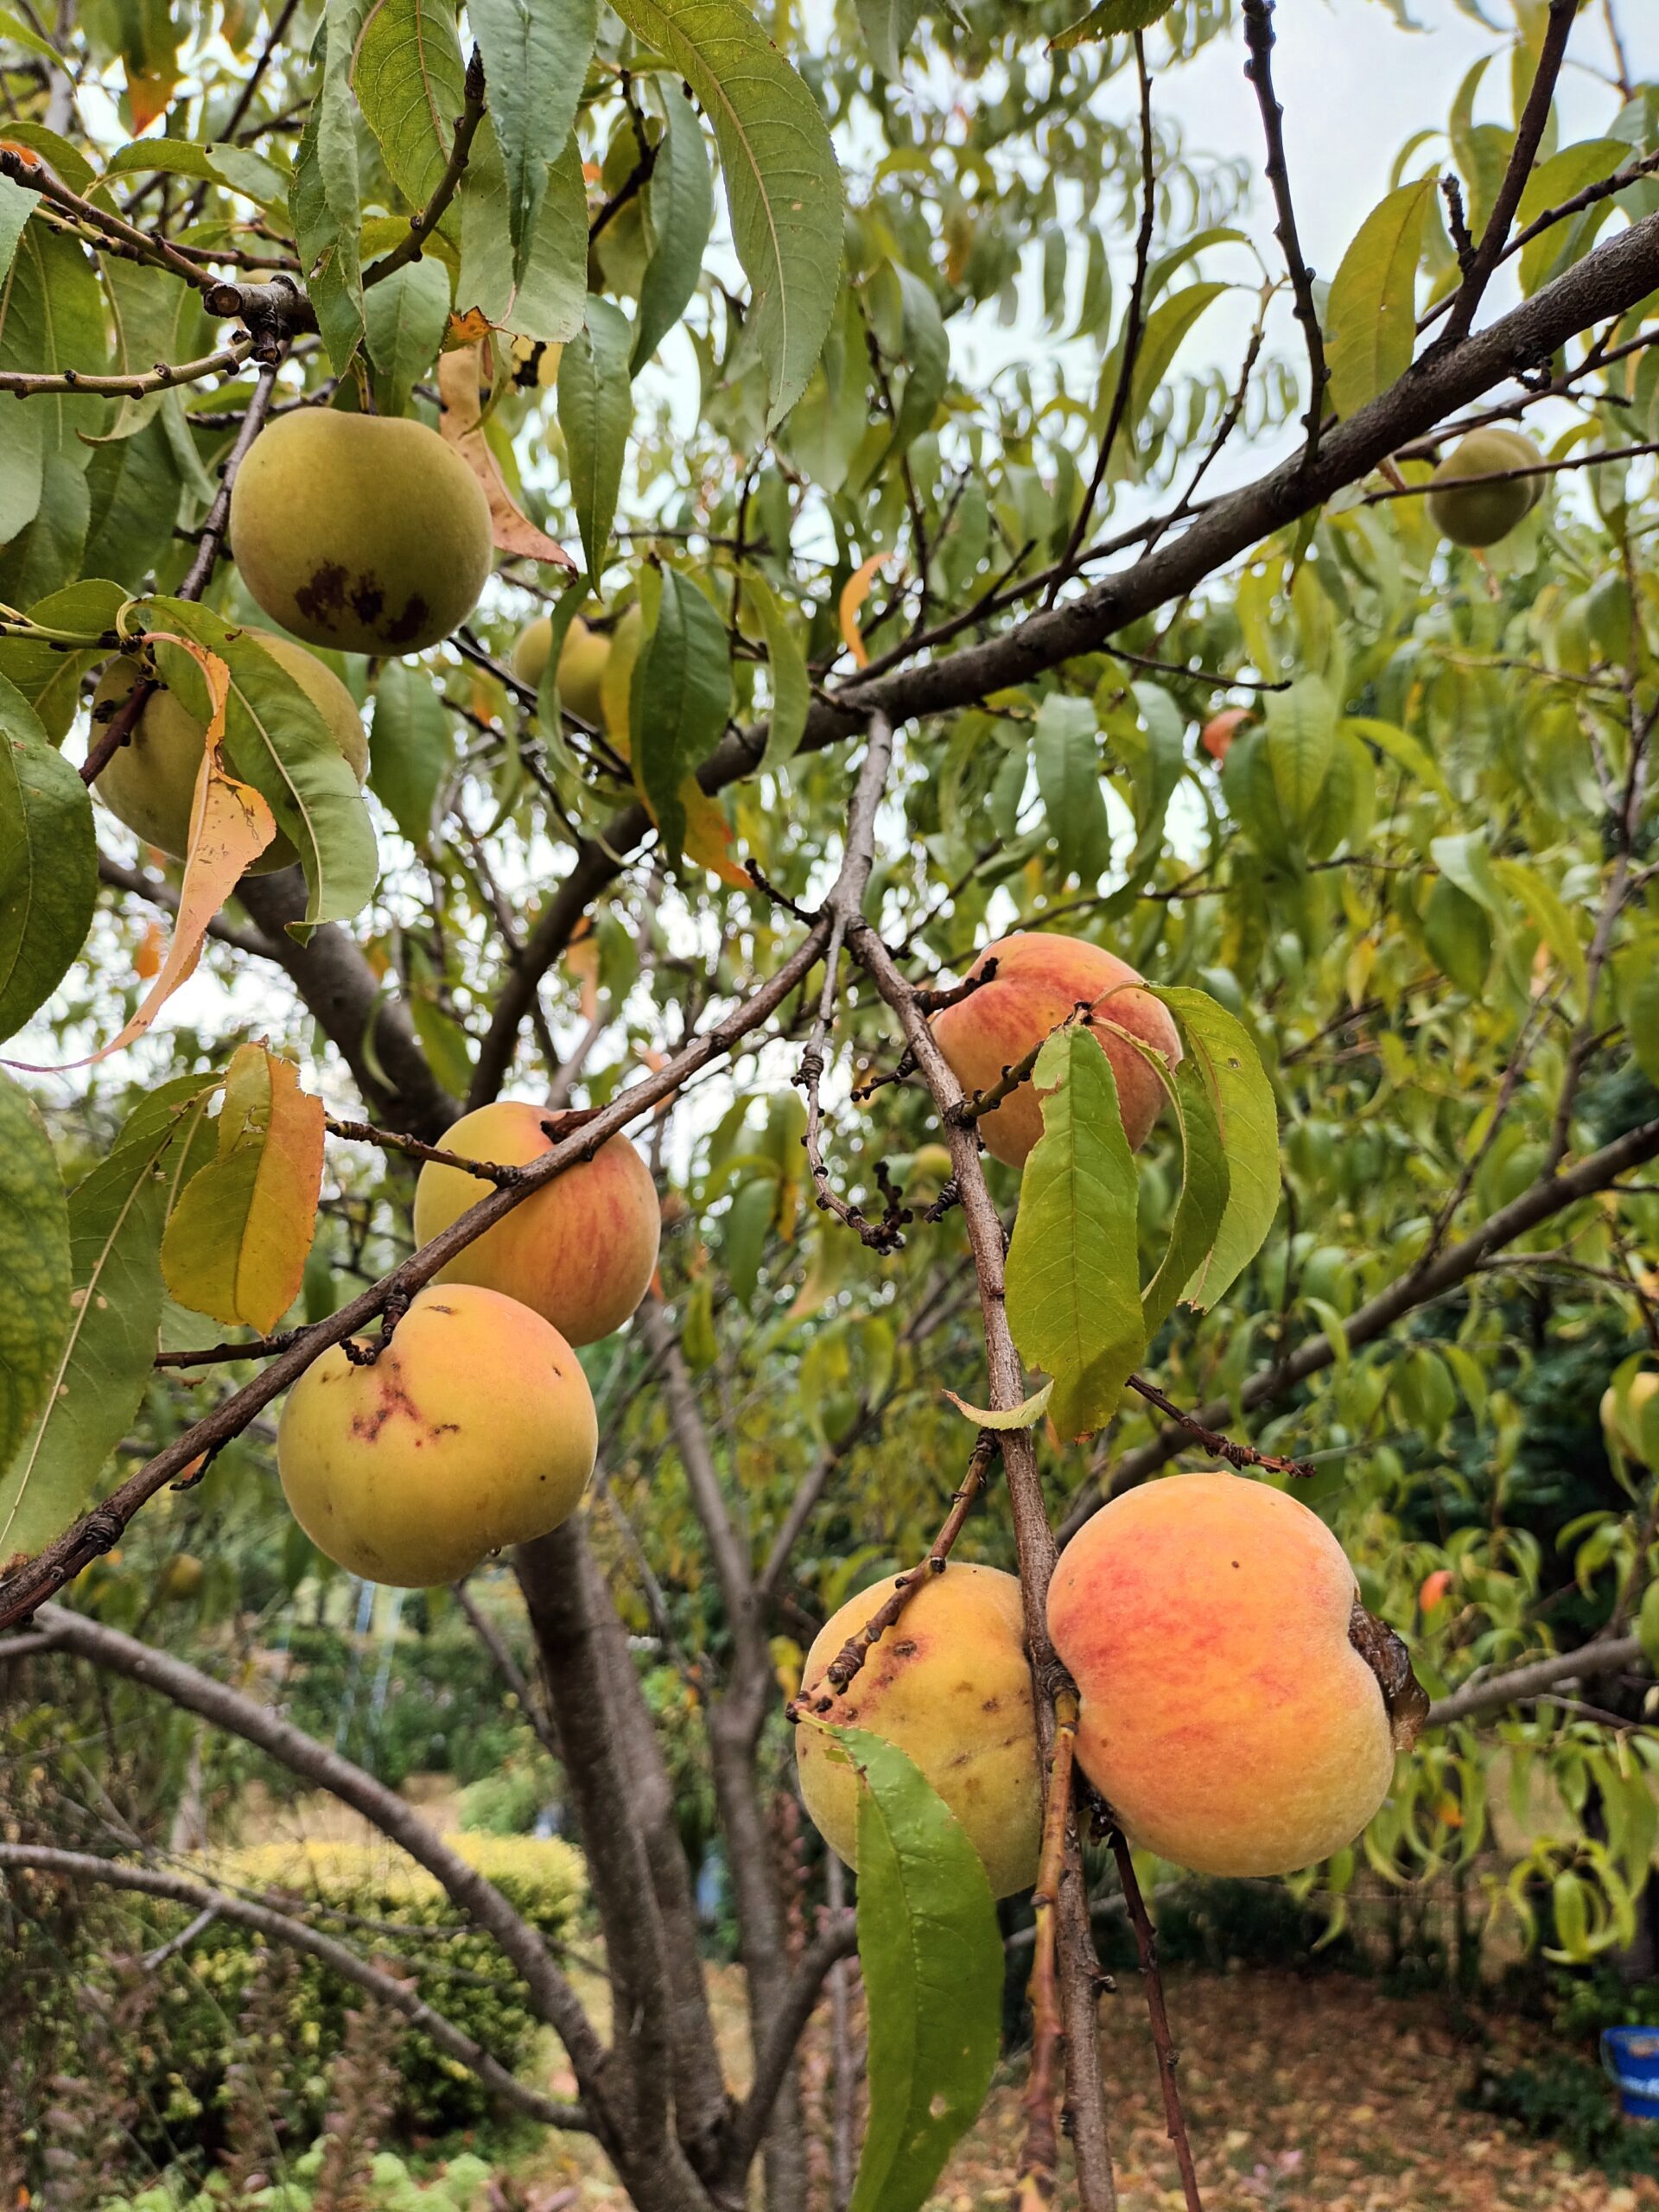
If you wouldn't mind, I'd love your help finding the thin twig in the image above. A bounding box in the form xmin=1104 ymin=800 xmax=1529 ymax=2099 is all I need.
xmin=1364 ymin=440 xmax=1659 ymax=504
xmin=1241 ymin=0 xmax=1328 ymax=458
xmin=1015 ymin=1684 xmax=1079 ymax=2212
xmin=323 ymin=1116 xmax=524 ymax=1183
xmin=1109 ymin=1828 xmax=1204 ymax=2212
xmin=0 ymin=339 xmax=250 ymax=397
xmin=1124 ymin=1375 xmax=1316 ymax=1479
xmin=360 ymin=46 xmax=487 ymax=289
xmin=1441 ymin=0 xmax=1575 ymax=346
xmin=1048 ymin=34 xmax=1156 ymax=594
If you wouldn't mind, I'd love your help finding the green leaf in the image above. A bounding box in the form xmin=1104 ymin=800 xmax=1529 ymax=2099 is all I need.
xmin=855 ymin=0 xmax=924 ymax=78
xmin=1263 ymin=674 xmax=1337 ymax=835
xmin=1324 ymin=176 xmax=1436 ymax=419
xmin=0 ymin=6 xmax=60 ymax=61
xmin=1491 ymin=859 xmax=1587 ymax=995
xmin=0 ymin=1078 xmax=212 ymax=1561
xmin=1423 ymin=876 xmax=1492 ymax=995
xmin=1638 ymin=1581 xmax=1659 ymax=1676
xmin=0 ymin=219 xmax=109 ymax=486
xmin=1430 ymin=830 xmax=1510 ymax=918
xmin=1516 ymin=139 xmax=1627 ymax=296
xmin=1155 ymin=988 xmax=1281 ymax=1307
xmin=558 ymin=296 xmax=633 ymax=575
xmin=0 ymin=1071 xmax=69 ymax=1476
xmin=940 ymin=1379 xmax=1054 ymax=1430
xmin=748 ymin=574 xmax=810 ymax=770
xmin=1006 ymin=1025 xmax=1146 ymax=1437
xmin=1033 ymin=693 xmax=1110 ymax=881
xmin=725 ymin=1176 xmax=775 ymax=1303
xmin=468 ymin=0 xmax=597 ymax=283
xmin=835 ymin=1727 xmax=1001 ymax=2212
xmin=80 ymin=426 xmax=181 ymax=601
xmin=370 ymin=657 xmax=455 ymax=846
xmin=0 ymin=577 xmax=124 ymax=741
xmin=101 ymin=137 xmax=289 ymax=211
xmin=290 ymin=0 xmax=366 ymax=374
xmin=885 ymin=264 xmax=948 ymax=459
xmin=137 ymin=599 xmax=378 ymax=928
xmin=503 ymin=137 xmax=590 ymax=344
xmin=1629 ymin=958 xmax=1659 ymax=1092
xmin=0 ymin=671 xmax=95 ymax=1044
xmin=1343 ymin=714 xmax=1452 ymax=802
xmin=1126 ymin=282 xmax=1228 ymax=433
xmin=351 ymin=0 xmax=466 ymax=215
xmin=632 ymin=568 xmax=733 ymax=865
xmin=608 ymin=0 xmax=843 ymax=424
xmin=632 ymin=84 xmax=715 ymax=374
xmin=364 ymin=256 xmax=452 ymax=418
xmin=1140 ymin=1048 xmax=1229 ymax=1338
xmin=1051 ymin=0 xmax=1175 ymax=48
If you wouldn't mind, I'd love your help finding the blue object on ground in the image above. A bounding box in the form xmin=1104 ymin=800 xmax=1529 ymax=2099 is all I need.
xmin=1603 ymin=2026 xmax=1659 ymax=2119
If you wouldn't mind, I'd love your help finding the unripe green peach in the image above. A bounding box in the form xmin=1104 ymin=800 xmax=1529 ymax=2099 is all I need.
xmin=1426 ymin=427 xmax=1544 ymax=549
xmin=1048 ymin=1471 xmax=1423 ymax=1876
xmin=276 ymin=1284 xmax=596 ymax=1586
xmin=931 ymin=931 xmax=1182 ymax=1166
xmin=412 ymin=1102 xmax=661 ymax=1346
xmin=229 ymin=410 xmax=493 ymax=654
xmin=92 ymin=633 xmax=365 ymax=871
xmin=160 ymin=1553 xmax=204 ymax=1600
xmin=509 ymin=615 xmax=612 ymax=725
xmin=796 ymin=1564 xmax=1042 ymax=1897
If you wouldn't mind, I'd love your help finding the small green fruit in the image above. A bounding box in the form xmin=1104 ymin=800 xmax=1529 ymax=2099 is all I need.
xmin=229 ymin=410 xmax=493 ymax=654
xmin=92 ymin=632 xmax=365 ymax=872
xmin=1426 ymin=427 xmax=1544 ymax=549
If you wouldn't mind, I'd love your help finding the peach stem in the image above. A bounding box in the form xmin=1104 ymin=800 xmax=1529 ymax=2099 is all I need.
xmin=1110 ymin=1828 xmax=1205 ymax=2212
xmin=1015 ymin=1683 xmax=1079 ymax=2212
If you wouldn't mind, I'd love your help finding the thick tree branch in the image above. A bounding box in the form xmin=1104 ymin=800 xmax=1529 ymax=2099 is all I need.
xmin=0 ymin=1842 xmax=589 ymax=2133
xmin=1426 ymin=1634 xmax=1645 ymax=1727
xmin=458 ymin=211 xmax=1659 ymax=1108
xmin=721 ymin=1911 xmax=858 ymax=2179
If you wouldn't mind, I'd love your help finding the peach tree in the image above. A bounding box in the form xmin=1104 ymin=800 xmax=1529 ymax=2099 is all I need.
xmin=2 ymin=0 xmax=1659 ymax=2206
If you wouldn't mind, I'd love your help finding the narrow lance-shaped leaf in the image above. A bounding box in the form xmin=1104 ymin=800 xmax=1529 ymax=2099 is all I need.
xmin=1324 ymin=175 xmax=1436 ymax=420
xmin=1091 ymin=1017 xmax=1230 ymax=1341
xmin=162 ymin=1045 xmax=327 ymax=1332
xmin=1051 ymin=0 xmax=1177 ymax=48
xmin=558 ymin=297 xmax=633 ymax=574
xmin=0 ymin=1077 xmax=213 ymax=1561
xmin=364 ymin=257 xmax=452 ymax=418
xmin=0 ymin=670 xmax=96 ymax=1044
xmin=0 ymin=1070 xmax=69 ymax=1474
xmin=748 ymin=573 xmax=810 ymax=770
xmin=290 ymin=0 xmax=366 ymax=374
xmin=371 ymin=655 xmax=455 ymax=847
xmin=825 ymin=1726 xmax=1002 ymax=2212
xmin=350 ymin=0 xmax=466 ymax=215
xmin=1032 ymin=692 xmax=1111 ymax=883
xmin=1154 ymin=987 xmax=1281 ymax=1307
xmin=632 ymin=567 xmax=733 ymax=866
xmin=1005 ymin=1024 xmax=1146 ymax=1438
xmin=632 ymin=83 xmax=715 ymax=375
xmin=607 ymin=0 xmax=843 ymax=424
xmin=468 ymin=0 xmax=598 ymax=283
xmin=1263 ymin=673 xmax=1337 ymax=836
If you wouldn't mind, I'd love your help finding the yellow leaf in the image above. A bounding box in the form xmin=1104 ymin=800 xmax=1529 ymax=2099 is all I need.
xmin=838 ymin=552 xmax=890 ymax=669
xmin=161 ymin=1044 xmax=326 ymax=1332
xmin=438 ymin=345 xmax=575 ymax=566
xmin=565 ymin=920 xmax=601 ymax=1020
xmin=11 ymin=640 xmax=274 ymax=1071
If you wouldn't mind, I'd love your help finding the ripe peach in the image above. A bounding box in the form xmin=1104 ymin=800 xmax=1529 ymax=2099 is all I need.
xmin=931 ymin=931 xmax=1181 ymax=1166
xmin=276 ymin=1284 xmax=595 ymax=1586
xmin=511 ymin=615 xmax=611 ymax=725
xmin=411 ymin=1102 xmax=660 ymax=1346
xmin=795 ymin=1563 xmax=1041 ymax=1898
xmin=1048 ymin=1471 xmax=1421 ymax=1876
xmin=1200 ymin=707 xmax=1253 ymax=764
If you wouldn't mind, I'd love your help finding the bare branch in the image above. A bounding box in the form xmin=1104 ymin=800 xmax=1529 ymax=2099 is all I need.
xmin=722 ymin=1910 xmax=858 ymax=2177
xmin=0 ymin=338 xmax=250 ymax=397
xmin=0 ymin=1842 xmax=589 ymax=2132
xmin=1108 ymin=1829 xmax=1204 ymax=2212
xmin=1427 ymin=1634 xmax=1645 ymax=1728
xmin=1240 ymin=0 xmax=1328 ymax=457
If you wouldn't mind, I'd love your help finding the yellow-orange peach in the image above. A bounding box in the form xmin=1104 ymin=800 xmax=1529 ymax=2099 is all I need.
xmin=411 ymin=1101 xmax=660 ymax=1346
xmin=1048 ymin=1471 xmax=1414 ymax=1876
xmin=795 ymin=1564 xmax=1041 ymax=1898
xmin=931 ymin=931 xmax=1181 ymax=1166
xmin=276 ymin=1284 xmax=596 ymax=1586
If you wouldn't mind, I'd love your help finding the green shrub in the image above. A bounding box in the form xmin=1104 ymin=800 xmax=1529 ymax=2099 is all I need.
xmin=456 ymin=1749 xmax=561 ymax=1835
xmin=38 ymin=1835 xmax=586 ymax=2149
xmin=1464 ymin=2050 xmax=1659 ymax=2182
xmin=99 ymin=2144 xmax=496 ymax=2209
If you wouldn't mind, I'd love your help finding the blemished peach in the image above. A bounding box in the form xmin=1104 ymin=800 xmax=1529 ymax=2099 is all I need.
xmin=931 ymin=931 xmax=1182 ymax=1166
xmin=277 ymin=1284 xmax=596 ymax=1586
xmin=411 ymin=1101 xmax=660 ymax=1346
xmin=795 ymin=1564 xmax=1041 ymax=1898
xmin=1048 ymin=1471 xmax=1419 ymax=1876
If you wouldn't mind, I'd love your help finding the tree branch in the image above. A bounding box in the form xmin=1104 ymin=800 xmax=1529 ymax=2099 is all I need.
xmin=0 ymin=1842 xmax=589 ymax=2133
xmin=1426 ymin=1633 xmax=1645 ymax=1728
xmin=1061 ymin=1114 xmax=1659 ymax=1539
xmin=721 ymin=1910 xmax=858 ymax=2178
xmin=1240 ymin=0 xmax=1327 ymax=457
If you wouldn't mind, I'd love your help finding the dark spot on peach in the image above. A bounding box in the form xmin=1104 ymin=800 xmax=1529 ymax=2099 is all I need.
xmin=386 ymin=594 xmax=431 ymax=646
xmin=295 ymin=563 xmax=348 ymax=626
xmin=348 ymin=1363 xmax=423 ymax=1443
xmin=982 ymin=1696 xmax=1001 ymax=1713
xmin=348 ymin=575 xmax=385 ymax=626
xmin=893 ymin=1639 xmax=918 ymax=1659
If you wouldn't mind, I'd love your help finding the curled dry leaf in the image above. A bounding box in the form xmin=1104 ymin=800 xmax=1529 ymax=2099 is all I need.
xmin=838 ymin=550 xmax=892 ymax=670
xmin=438 ymin=343 xmax=575 ymax=567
